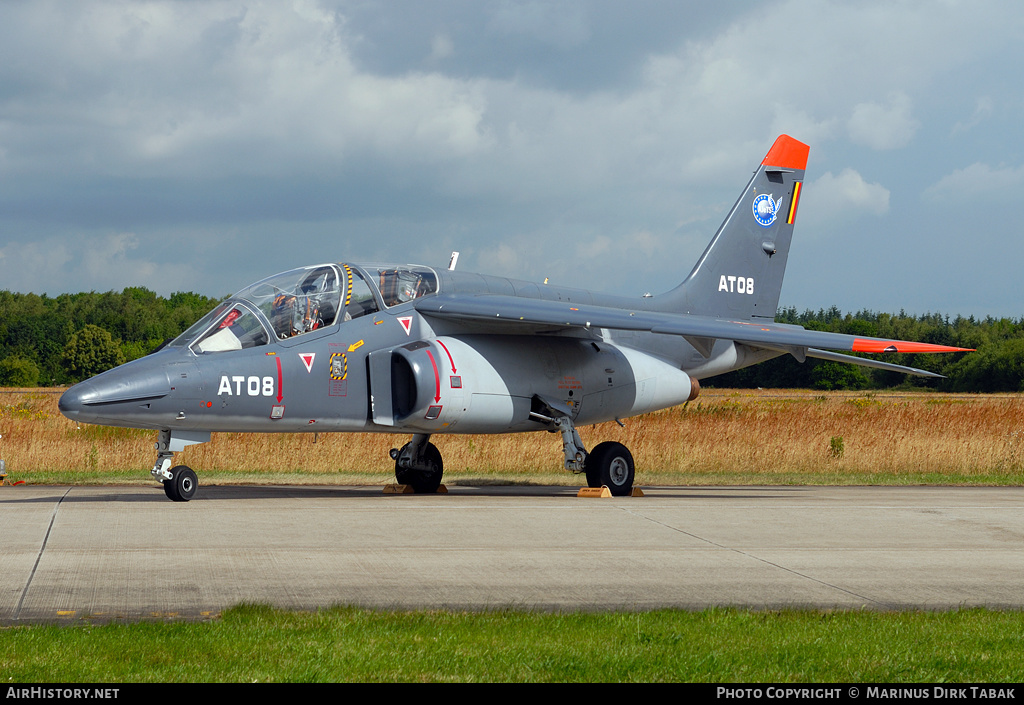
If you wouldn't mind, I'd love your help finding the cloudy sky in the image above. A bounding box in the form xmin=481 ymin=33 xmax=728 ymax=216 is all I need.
xmin=1 ymin=0 xmax=1022 ymax=317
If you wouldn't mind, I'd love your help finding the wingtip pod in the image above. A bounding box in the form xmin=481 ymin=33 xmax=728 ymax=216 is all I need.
xmin=762 ymin=134 xmax=810 ymax=171
xmin=851 ymin=339 xmax=975 ymax=354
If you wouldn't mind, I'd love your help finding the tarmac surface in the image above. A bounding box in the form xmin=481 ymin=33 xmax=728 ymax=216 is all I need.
xmin=2 ymin=484 xmax=1023 ymax=622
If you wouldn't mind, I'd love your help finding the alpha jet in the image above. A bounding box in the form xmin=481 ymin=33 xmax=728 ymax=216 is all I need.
xmin=58 ymin=135 xmax=971 ymax=501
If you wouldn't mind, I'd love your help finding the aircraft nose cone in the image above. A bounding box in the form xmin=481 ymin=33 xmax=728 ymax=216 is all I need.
xmin=58 ymin=380 xmax=97 ymax=420
xmin=57 ymin=359 xmax=173 ymax=424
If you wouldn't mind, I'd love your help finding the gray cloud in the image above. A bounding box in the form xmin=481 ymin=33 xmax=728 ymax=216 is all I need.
xmin=1 ymin=0 xmax=1022 ymax=317
xmin=848 ymin=93 xmax=919 ymax=150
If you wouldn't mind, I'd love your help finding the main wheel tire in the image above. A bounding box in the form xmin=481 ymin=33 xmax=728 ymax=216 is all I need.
xmin=394 ymin=442 xmax=444 ymax=493
xmin=166 ymin=465 xmax=198 ymax=502
xmin=586 ymin=441 xmax=635 ymax=496
xmin=584 ymin=448 xmax=604 ymax=489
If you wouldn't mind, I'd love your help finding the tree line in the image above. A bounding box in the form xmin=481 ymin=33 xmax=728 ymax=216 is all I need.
xmin=0 ymin=289 xmax=1020 ymax=392
xmin=0 ymin=288 xmax=222 ymax=386
xmin=710 ymin=306 xmax=1023 ymax=392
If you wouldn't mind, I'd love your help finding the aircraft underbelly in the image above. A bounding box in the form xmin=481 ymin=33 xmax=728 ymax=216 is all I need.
xmin=367 ymin=334 xmax=696 ymax=434
xmin=456 ymin=393 xmax=517 ymax=433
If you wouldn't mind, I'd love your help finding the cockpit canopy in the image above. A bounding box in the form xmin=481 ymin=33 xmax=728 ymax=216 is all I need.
xmin=236 ymin=265 xmax=344 ymax=339
xmin=170 ymin=263 xmax=438 ymax=354
xmin=375 ymin=266 xmax=437 ymax=307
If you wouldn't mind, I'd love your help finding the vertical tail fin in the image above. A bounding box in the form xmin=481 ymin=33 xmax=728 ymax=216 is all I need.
xmin=655 ymin=135 xmax=809 ymax=321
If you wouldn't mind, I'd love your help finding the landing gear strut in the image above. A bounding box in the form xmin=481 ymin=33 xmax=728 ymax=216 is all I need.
xmin=152 ymin=429 xmax=210 ymax=502
xmin=390 ymin=433 xmax=444 ymax=493
xmin=531 ymin=400 xmax=636 ymax=497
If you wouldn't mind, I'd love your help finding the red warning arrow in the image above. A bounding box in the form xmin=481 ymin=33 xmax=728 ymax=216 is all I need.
xmin=425 ymin=349 xmax=441 ymax=403
xmin=276 ymin=357 xmax=283 ymax=403
xmin=437 ymin=340 xmax=457 ymax=373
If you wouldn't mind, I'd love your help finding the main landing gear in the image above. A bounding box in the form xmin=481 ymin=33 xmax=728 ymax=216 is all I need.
xmin=388 ymin=412 xmax=636 ymax=497
xmin=584 ymin=441 xmax=636 ymax=496
xmin=390 ymin=433 xmax=444 ymax=493
xmin=531 ymin=403 xmax=636 ymax=496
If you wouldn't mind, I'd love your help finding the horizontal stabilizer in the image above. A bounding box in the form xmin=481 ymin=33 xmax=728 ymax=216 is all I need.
xmin=805 ymin=348 xmax=945 ymax=378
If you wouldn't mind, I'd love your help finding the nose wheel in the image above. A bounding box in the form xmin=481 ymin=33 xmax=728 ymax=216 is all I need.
xmin=152 ymin=430 xmax=209 ymax=502
xmin=163 ymin=465 xmax=198 ymax=502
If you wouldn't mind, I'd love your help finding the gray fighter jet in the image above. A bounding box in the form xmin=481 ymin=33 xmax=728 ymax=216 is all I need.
xmin=58 ymin=135 xmax=970 ymax=501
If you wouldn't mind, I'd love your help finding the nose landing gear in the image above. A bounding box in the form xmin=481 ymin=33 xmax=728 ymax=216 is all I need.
xmin=163 ymin=465 xmax=198 ymax=502
xmin=152 ymin=430 xmax=210 ymax=502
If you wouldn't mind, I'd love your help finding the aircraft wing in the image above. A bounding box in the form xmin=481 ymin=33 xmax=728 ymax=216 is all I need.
xmin=416 ymin=294 xmax=971 ymax=377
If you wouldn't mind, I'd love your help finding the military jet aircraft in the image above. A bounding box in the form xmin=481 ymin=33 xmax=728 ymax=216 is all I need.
xmin=58 ymin=135 xmax=971 ymax=501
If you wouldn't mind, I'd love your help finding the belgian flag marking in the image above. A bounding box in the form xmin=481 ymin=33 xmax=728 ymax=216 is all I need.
xmin=786 ymin=182 xmax=802 ymax=225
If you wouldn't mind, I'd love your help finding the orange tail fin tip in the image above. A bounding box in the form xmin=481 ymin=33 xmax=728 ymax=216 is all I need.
xmin=762 ymin=134 xmax=810 ymax=171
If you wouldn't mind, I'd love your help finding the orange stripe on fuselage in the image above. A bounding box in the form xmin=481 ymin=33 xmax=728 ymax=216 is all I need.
xmin=851 ymin=339 xmax=974 ymax=354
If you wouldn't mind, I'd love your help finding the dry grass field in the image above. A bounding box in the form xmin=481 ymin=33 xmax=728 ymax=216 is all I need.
xmin=2 ymin=388 xmax=1023 ymax=487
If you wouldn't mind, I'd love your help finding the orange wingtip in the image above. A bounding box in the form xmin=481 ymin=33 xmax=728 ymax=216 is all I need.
xmin=852 ymin=339 xmax=974 ymax=354
xmin=762 ymin=135 xmax=809 ymax=171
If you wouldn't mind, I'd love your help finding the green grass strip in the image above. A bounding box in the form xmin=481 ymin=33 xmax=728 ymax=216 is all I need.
xmin=3 ymin=605 xmax=1024 ymax=682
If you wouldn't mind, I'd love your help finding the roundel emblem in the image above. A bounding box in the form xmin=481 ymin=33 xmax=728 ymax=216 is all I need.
xmin=752 ymin=193 xmax=782 ymax=228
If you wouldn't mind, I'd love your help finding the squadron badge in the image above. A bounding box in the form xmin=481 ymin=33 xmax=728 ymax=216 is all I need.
xmin=752 ymin=193 xmax=784 ymax=228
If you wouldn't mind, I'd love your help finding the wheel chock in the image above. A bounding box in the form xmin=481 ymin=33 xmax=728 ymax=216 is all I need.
xmin=383 ymin=484 xmax=448 ymax=494
xmin=577 ymin=486 xmax=612 ymax=498
xmin=384 ymin=483 xmax=415 ymax=494
xmin=577 ymin=486 xmax=645 ymax=498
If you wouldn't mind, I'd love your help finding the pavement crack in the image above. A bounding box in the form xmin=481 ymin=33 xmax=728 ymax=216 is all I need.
xmin=14 ymin=487 xmax=71 ymax=621
xmin=618 ymin=506 xmax=885 ymax=607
